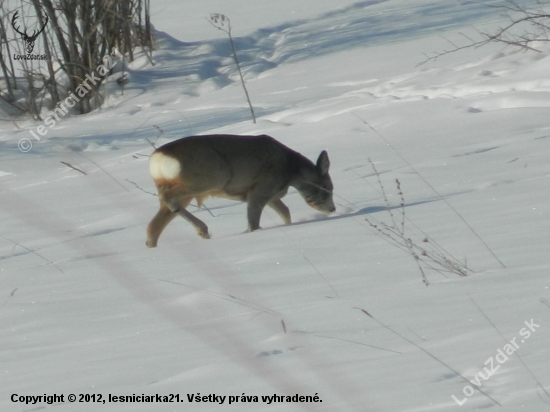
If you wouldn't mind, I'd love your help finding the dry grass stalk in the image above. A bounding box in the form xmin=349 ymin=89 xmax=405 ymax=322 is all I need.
xmin=364 ymin=159 xmax=471 ymax=285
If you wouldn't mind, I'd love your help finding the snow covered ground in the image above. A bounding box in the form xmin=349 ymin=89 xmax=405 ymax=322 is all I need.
xmin=1 ymin=0 xmax=550 ymax=411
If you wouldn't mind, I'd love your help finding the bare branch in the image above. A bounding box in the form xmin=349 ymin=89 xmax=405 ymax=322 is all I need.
xmin=419 ymin=0 xmax=550 ymax=65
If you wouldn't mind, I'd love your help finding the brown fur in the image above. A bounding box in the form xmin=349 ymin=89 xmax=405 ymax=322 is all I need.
xmin=146 ymin=134 xmax=334 ymax=246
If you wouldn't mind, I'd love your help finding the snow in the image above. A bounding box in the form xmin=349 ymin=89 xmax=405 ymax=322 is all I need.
xmin=1 ymin=0 xmax=550 ymax=411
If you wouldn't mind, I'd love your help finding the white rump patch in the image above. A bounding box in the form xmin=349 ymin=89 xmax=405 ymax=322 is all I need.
xmin=149 ymin=152 xmax=181 ymax=180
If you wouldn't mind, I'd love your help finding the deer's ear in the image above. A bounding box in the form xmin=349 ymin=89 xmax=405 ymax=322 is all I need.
xmin=316 ymin=151 xmax=330 ymax=176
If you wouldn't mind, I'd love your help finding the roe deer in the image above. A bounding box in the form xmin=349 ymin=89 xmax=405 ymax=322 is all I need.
xmin=146 ymin=134 xmax=335 ymax=246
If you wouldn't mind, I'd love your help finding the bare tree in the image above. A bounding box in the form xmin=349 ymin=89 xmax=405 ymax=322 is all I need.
xmin=0 ymin=0 xmax=154 ymax=118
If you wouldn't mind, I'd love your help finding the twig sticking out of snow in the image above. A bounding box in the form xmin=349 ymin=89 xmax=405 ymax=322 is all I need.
xmin=353 ymin=112 xmax=505 ymax=269
xmin=468 ymin=295 xmax=550 ymax=404
xmin=354 ymin=307 xmax=502 ymax=406
xmin=0 ymin=234 xmax=64 ymax=274
xmin=61 ymin=161 xmax=87 ymax=175
xmin=207 ymin=14 xmax=256 ymax=124
xmin=364 ymin=159 xmax=471 ymax=285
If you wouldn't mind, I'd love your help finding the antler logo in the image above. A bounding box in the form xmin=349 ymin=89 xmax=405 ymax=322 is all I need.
xmin=12 ymin=10 xmax=49 ymax=54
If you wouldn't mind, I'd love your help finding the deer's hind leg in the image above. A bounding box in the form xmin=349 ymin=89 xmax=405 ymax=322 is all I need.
xmin=146 ymin=203 xmax=177 ymax=247
xmin=156 ymin=183 xmax=211 ymax=239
